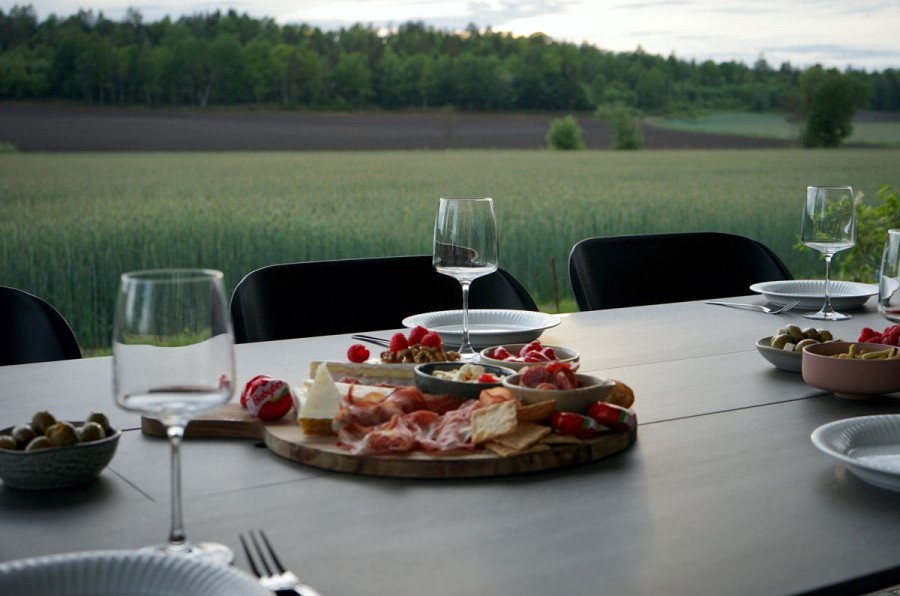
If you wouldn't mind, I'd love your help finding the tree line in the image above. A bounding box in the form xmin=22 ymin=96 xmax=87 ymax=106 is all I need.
xmin=1 ymin=4 xmax=898 ymax=117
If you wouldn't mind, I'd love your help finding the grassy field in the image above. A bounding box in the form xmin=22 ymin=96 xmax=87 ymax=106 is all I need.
xmin=1 ymin=148 xmax=898 ymax=350
xmin=654 ymin=113 xmax=900 ymax=146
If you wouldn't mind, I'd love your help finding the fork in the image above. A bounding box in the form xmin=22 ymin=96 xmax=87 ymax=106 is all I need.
xmin=240 ymin=530 xmax=322 ymax=596
xmin=350 ymin=334 xmax=390 ymax=348
xmin=705 ymin=299 xmax=800 ymax=315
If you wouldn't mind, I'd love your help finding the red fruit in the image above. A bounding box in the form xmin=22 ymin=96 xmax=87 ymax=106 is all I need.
xmin=347 ymin=343 xmax=370 ymax=363
xmin=491 ymin=346 xmax=513 ymax=360
xmin=420 ymin=331 xmax=443 ymax=348
xmin=859 ymin=327 xmax=881 ymax=342
xmin=407 ymin=325 xmax=429 ymax=346
xmin=389 ymin=332 xmax=409 ymax=352
xmin=523 ymin=350 xmax=550 ymax=363
xmin=478 ymin=373 xmax=499 ymax=383
xmin=519 ymin=341 xmax=543 ymax=357
xmin=540 ymin=346 xmax=557 ymax=360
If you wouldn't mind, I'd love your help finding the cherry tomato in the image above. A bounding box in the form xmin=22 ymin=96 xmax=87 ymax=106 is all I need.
xmin=478 ymin=373 xmax=499 ymax=383
xmin=550 ymin=411 xmax=604 ymax=440
xmin=587 ymin=401 xmax=636 ymax=431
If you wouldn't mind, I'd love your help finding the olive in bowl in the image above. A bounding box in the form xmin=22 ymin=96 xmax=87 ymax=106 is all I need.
xmin=802 ymin=341 xmax=900 ymax=400
xmin=479 ymin=343 xmax=580 ymax=371
xmin=502 ymin=370 xmax=615 ymax=414
xmin=414 ymin=362 xmax=516 ymax=400
xmin=0 ymin=412 xmax=120 ymax=490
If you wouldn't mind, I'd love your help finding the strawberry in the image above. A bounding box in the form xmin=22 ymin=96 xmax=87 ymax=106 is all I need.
xmin=407 ymin=325 xmax=429 ymax=346
xmin=347 ymin=343 xmax=370 ymax=363
xmin=389 ymin=332 xmax=409 ymax=352
xmin=420 ymin=331 xmax=443 ymax=349
xmin=491 ymin=346 xmax=513 ymax=360
xmin=519 ymin=340 xmax=543 ymax=358
xmin=859 ymin=327 xmax=881 ymax=342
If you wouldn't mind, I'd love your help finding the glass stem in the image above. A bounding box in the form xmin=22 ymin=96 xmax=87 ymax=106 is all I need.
xmin=821 ymin=254 xmax=835 ymax=315
xmin=459 ymin=280 xmax=474 ymax=356
xmin=166 ymin=424 xmax=189 ymax=553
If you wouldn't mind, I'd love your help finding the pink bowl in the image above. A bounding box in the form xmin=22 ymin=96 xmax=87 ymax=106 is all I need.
xmin=801 ymin=341 xmax=900 ymax=399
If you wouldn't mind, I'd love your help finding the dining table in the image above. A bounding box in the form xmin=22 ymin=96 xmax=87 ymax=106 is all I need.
xmin=3 ymin=295 xmax=900 ymax=596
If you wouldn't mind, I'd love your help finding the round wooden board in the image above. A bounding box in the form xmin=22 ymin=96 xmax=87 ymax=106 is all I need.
xmin=142 ymin=402 xmax=637 ymax=479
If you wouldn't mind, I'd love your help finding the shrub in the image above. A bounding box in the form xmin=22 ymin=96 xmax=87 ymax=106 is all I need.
xmin=836 ymin=185 xmax=900 ymax=282
xmin=594 ymin=103 xmax=643 ymax=150
xmin=546 ymin=115 xmax=585 ymax=150
xmin=0 ymin=141 xmax=18 ymax=153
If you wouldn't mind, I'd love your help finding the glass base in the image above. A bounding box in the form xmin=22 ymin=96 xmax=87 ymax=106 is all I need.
xmin=803 ymin=310 xmax=852 ymax=321
xmin=142 ymin=541 xmax=234 ymax=566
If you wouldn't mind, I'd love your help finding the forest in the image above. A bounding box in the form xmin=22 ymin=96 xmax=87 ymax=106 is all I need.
xmin=0 ymin=4 xmax=898 ymax=115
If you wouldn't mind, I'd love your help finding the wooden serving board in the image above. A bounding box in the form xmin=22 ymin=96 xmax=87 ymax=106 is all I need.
xmin=141 ymin=403 xmax=637 ymax=479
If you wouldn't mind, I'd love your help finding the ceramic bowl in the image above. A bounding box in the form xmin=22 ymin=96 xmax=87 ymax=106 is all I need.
xmin=479 ymin=343 xmax=580 ymax=371
xmin=414 ymin=362 xmax=516 ymax=400
xmin=0 ymin=422 xmax=121 ymax=490
xmin=802 ymin=342 xmax=900 ymax=399
xmin=502 ymin=372 xmax=615 ymax=413
xmin=756 ymin=336 xmax=803 ymax=373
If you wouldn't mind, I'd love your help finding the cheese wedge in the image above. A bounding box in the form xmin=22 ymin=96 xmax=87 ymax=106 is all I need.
xmin=298 ymin=363 xmax=343 ymax=436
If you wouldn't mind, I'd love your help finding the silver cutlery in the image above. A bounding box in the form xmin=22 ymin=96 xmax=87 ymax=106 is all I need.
xmin=240 ymin=530 xmax=322 ymax=596
xmin=705 ymin=299 xmax=800 ymax=315
xmin=350 ymin=334 xmax=390 ymax=348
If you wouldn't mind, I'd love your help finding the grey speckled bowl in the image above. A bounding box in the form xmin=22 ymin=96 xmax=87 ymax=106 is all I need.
xmin=414 ymin=362 xmax=516 ymax=399
xmin=0 ymin=423 xmax=121 ymax=490
xmin=756 ymin=336 xmax=803 ymax=373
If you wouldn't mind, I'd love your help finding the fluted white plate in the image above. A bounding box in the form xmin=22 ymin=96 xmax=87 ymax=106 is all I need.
xmin=750 ymin=280 xmax=877 ymax=310
xmin=811 ymin=415 xmax=900 ymax=491
xmin=0 ymin=550 xmax=270 ymax=596
xmin=403 ymin=309 xmax=560 ymax=349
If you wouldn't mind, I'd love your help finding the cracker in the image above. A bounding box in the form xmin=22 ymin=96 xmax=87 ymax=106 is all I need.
xmin=493 ymin=422 xmax=551 ymax=451
xmin=470 ymin=400 xmax=518 ymax=444
xmin=516 ymin=399 xmax=557 ymax=424
xmin=486 ymin=442 xmax=551 ymax=458
xmin=541 ymin=433 xmax=583 ymax=445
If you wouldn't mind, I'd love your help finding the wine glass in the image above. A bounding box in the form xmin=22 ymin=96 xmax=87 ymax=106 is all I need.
xmin=433 ymin=197 xmax=499 ymax=357
xmin=878 ymin=229 xmax=900 ymax=322
xmin=112 ymin=269 xmax=236 ymax=564
xmin=801 ymin=185 xmax=856 ymax=320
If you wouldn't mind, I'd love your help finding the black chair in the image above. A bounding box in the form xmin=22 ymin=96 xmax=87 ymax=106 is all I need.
xmin=0 ymin=286 xmax=82 ymax=365
xmin=568 ymin=232 xmax=793 ymax=311
xmin=230 ymin=255 xmax=538 ymax=343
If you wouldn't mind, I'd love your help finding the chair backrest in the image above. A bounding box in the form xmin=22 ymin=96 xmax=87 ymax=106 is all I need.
xmin=568 ymin=232 xmax=793 ymax=311
xmin=230 ymin=255 xmax=538 ymax=343
xmin=0 ymin=286 xmax=82 ymax=365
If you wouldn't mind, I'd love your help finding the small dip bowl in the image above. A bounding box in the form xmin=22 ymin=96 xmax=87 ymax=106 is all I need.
xmin=414 ymin=362 xmax=516 ymax=399
xmin=479 ymin=344 xmax=580 ymax=371
xmin=802 ymin=341 xmax=900 ymax=399
xmin=0 ymin=422 xmax=121 ymax=490
xmin=756 ymin=336 xmax=803 ymax=373
xmin=502 ymin=372 xmax=615 ymax=414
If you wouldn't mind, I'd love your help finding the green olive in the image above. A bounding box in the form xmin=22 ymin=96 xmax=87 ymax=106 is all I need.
xmin=31 ymin=411 xmax=57 ymax=435
xmin=77 ymin=421 xmax=106 ymax=443
xmin=25 ymin=436 xmax=52 ymax=451
xmin=770 ymin=334 xmax=792 ymax=350
xmin=801 ymin=328 xmax=822 ymax=342
xmin=86 ymin=411 xmax=111 ymax=433
xmin=786 ymin=325 xmax=804 ymax=341
xmin=45 ymin=422 xmax=79 ymax=447
xmin=820 ymin=330 xmax=834 ymax=341
xmin=794 ymin=338 xmax=818 ymax=351
xmin=0 ymin=435 xmax=18 ymax=450
xmin=11 ymin=424 xmax=36 ymax=449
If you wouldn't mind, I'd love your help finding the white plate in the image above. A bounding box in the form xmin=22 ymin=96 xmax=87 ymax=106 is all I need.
xmin=0 ymin=549 xmax=270 ymax=596
xmin=402 ymin=309 xmax=560 ymax=349
xmin=811 ymin=415 xmax=900 ymax=492
xmin=750 ymin=280 xmax=877 ymax=310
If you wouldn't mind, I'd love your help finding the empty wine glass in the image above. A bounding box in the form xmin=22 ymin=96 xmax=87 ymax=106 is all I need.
xmin=433 ymin=197 xmax=499 ymax=357
xmin=879 ymin=229 xmax=900 ymax=322
xmin=112 ymin=269 xmax=236 ymax=564
xmin=801 ymin=185 xmax=856 ymax=320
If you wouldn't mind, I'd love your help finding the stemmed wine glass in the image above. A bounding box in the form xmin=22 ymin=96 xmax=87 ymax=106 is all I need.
xmin=801 ymin=186 xmax=856 ymax=320
xmin=112 ymin=269 xmax=236 ymax=564
xmin=878 ymin=229 xmax=900 ymax=323
xmin=433 ymin=197 xmax=499 ymax=357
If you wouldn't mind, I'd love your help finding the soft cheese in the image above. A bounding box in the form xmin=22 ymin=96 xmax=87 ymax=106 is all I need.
xmin=297 ymin=363 xmax=343 ymax=435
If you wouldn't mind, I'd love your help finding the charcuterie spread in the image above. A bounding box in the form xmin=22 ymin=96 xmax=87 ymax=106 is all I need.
xmin=142 ymin=328 xmax=637 ymax=477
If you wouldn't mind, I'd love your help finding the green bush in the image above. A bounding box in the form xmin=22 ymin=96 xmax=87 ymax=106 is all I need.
xmin=836 ymin=185 xmax=900 ymax=281
xmin=546 ymin=115 xmax=585 ymax=150
xmin=0 ymin=141 xmax=18 ymax=153
xmin=594 ymin=103 xmax=643 ymax=150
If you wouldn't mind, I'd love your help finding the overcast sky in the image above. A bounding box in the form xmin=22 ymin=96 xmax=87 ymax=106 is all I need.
xmin=6 ymin=0 xmax=899 ymax=71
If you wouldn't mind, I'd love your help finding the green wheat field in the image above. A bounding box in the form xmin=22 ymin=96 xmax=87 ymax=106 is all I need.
xmin=1 ymin=148 xmax=898 ymax=349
